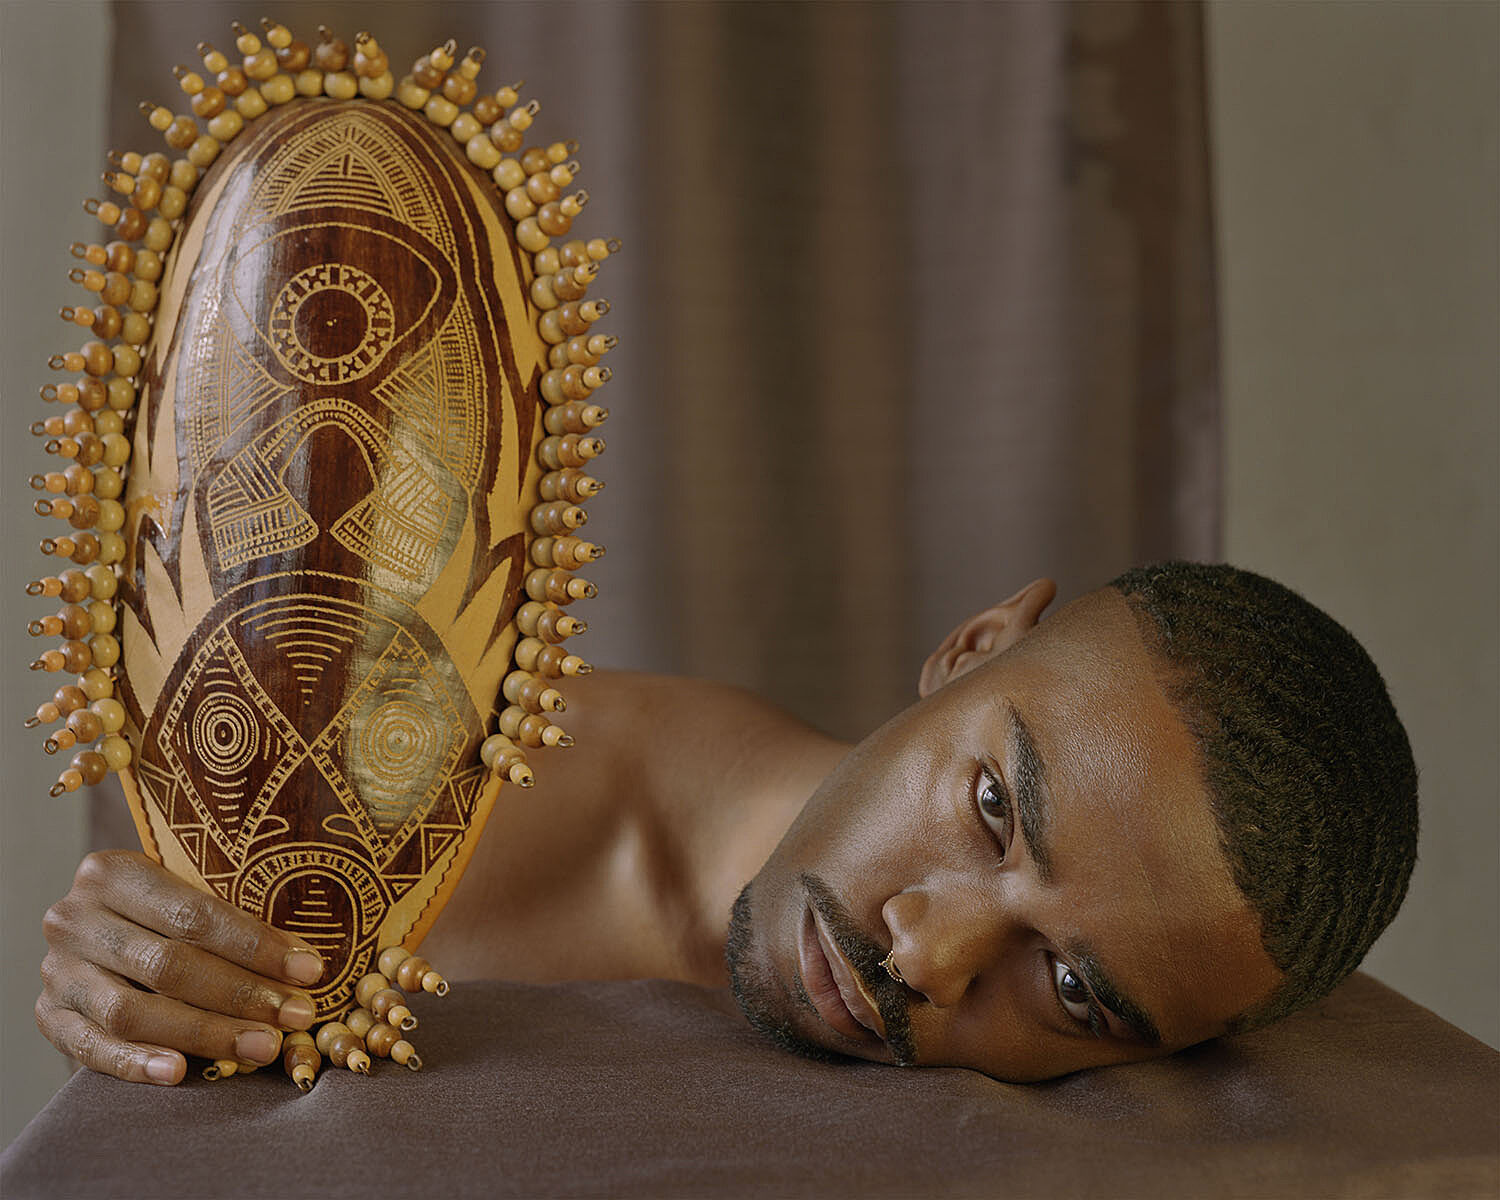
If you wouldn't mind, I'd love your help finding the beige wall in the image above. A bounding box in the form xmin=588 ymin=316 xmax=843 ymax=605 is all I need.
xmin=1209 ymin=0 xmax=1498 ymax=1048
xmin=0 ymin=1 xmax=108 ymax=1147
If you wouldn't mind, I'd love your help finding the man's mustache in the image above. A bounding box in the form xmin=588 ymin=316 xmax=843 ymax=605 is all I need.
xmin=801 ymin=872 xmax=918 ymax=1066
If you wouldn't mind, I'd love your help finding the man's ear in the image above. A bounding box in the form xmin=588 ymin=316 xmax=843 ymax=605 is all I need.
xmin=918 ymin=578 xmax=1058 ymax=698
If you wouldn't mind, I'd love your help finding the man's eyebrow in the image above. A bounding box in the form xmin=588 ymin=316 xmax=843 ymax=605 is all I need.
xmin=1073 ymin=948 xmax=1164 ymax=1048
xmin=1007 ymin=704 xmax=1053 ymax=884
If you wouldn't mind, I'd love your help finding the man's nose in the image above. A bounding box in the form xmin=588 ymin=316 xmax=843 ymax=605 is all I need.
xmin=880 ymin=879 xmax=1013 ymax=1009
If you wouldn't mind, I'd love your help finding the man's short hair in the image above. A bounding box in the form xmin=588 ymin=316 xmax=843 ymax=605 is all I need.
xmin=1109 ymin=561 xmax=1418 ymax=1030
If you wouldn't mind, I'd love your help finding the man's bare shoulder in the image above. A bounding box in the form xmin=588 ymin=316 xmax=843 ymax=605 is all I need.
xmin=428 ymin=671 xmax=847 ymax=984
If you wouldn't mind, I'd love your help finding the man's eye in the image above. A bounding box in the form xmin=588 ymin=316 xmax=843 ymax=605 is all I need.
xmin=976 ymin=763 xmax=1013 ymax=859
xmin=1052 ymin=957 xmax=1095 ymax=1027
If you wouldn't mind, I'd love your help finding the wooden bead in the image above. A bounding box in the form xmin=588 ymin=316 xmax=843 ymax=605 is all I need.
xmin=43 ymin=727 xmax=76 ymax=753
xmin=59 ymin=603 xmax=92 ymax=638
xmin=49 ymin=767 xmax=84 ymax=797
xmin=191 ymin=85 xmax=227 ymax=119
xmin=344 ymin=1006 xmax=376 ymax=1039
xmin=282 ymin=1030 xmax=320 ymax=1091
xmin=90 ymin=698 xmax=126 ymax=733
xmin=100 ymin=735 xmax=132 ymax=772
xmin=473 ymin=94 xmax=501 ymax=124
xmin=370 ymin=987 xmax=416 ymax=1031
xmin=328 ymin=1032 xmax=369 ymax=1073
xmin=514 ymin=711 xmax=572 ymax=749
xmin=478 ymin=733 xmax=533 ymax=786
xmin=66 ymin=707 xmax=104 ymax=743
xmin=278 ymin=39 xmax=312 ymax=73
xmin=363 ymin=1020 xmax=399 ymax=1057
xmin=353 ymin=33 xmax=390 ymax=79
xmin=539 ymin=468 xmax=605 ymax=504
xmin=201 ymin=1059 xmax=238 ymax=1081
xmin=493 ymin=158 xmax=526 ymax=192
xmin=394 ymin=955 xmax=443 ymax=994
xmin=54 ymin=684 xmax=88 ymax=715
xmin=314 ymin=1020 xmax=351 ymax=1055
xmin=503 ymin=669 xmax=565 ymax=714
xmin=354 ymin=972 xmax=389 ymax=1009
xmin=538 ymin=434 xmax=605 ymax=470
xmin=92 ymin=468 xmax=123 ymax=501
xmin=71 ymin=749 xmax=108 ymax=786
xmin=98 ymin=532 xmax=125 ymax=564
xmin=89 ymin=634 xmax=120 ymax=669
xmin=79 ymin=668 xmax=113 ymax=701
xmin=464 ymin=132 xmax=501 ymax=170
xmin=27 ymin=702 xmax=61 ymax=729
xmin=529 ymin=499 xmax=587 ymax=535
xmin=389 ymin=1039 xmax=421 ymax=1070
xmin=544 ymin=402 xmax=608 ymax=437
xmin=515 ymin=217 xmax=548 ymax=254
xmin=85 ymin=564 xmax=117 ymax=599
xmin=449 ymin=111 xmax=482 ymax=142
xmin=423 ymin=94 xmax=459 ymax=126
xmin=244 ymin=49 xmax=278 ymax=82
xmin=525 ymin=567 xmax=597 ymax=606
xmin=206 ymin=108 xmax=246 ymax=143
xmin=323 ymin=71 xmax=358 ymax=101
xmin=234 ymin=87 xmax=270 ymax=117
xmin=531 ymin=535 xmax=604 ymax=571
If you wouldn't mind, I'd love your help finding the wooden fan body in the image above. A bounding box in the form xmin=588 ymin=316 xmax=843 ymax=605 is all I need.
xmin=117 ymin=99 xmax=548 ymax=1015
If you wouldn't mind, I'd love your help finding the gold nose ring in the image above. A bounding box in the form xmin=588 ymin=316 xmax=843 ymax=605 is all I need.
xmin=880 ymin=950 xmax=906 ymax=986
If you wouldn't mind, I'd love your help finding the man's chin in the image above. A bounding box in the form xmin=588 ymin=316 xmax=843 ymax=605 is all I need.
xmin=724 ymin=881 xmax=842 ymax=1064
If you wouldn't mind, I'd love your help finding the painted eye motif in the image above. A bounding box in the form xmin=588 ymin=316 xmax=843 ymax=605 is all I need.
xmin=268 ymin=263 xmax=396 ymax=384
xmin=1053 ymin=957 xmax=1093 ymax=1025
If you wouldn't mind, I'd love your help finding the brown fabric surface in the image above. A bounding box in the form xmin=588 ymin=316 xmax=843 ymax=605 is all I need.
xmin=4 ymin=972 xmax=1496 ymax=1199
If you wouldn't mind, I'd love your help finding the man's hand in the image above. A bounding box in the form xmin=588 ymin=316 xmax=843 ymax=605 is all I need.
xmin=36 ymin=850 xmax=324 ymax=1085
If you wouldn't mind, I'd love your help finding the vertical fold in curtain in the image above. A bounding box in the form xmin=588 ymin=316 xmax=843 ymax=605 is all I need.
xmin=97 ymin=0 xmax=1219 ymax=859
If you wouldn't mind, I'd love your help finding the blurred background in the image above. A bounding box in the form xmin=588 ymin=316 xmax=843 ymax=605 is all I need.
xmin=3 ymin=0 xmax=1495 ymax=1145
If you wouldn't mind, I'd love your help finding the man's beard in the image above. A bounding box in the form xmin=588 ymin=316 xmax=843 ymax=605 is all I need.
xmin=725 ymin=881 xmax=841 ymax=1062
xmin=724 ymin=877 xmax=917 ymax=1067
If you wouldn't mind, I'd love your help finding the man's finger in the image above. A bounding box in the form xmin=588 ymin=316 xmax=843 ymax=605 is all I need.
xmin=70 ymin=852 xmax=324 ymax=986
xmin=48 ymin=910 xmax=316 ymax=1031
xmin=50 ymin=956 xmax=290 ymax=1067
xmin=36 ymin=993 xmax=186 ymax=1086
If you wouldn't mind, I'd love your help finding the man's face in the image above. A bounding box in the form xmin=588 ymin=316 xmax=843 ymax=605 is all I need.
xmin=727 ymin=588 xmax=1282 ymax=1081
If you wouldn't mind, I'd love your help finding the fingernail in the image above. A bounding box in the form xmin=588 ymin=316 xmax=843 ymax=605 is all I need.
xmin=234 ymin=1028 xmax=280 ymax=1065
xmin=146 ymin=1053 xmax=180 ymax=1084
xmin=283 ymin=948 xmax=324 ymax=985
xmin=278 ymin=994 xmax=316 ymax=1030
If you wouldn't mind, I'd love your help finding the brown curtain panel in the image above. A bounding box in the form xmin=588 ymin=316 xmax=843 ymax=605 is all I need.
xmin=97 ymin=0 xmax=1218 ymax=846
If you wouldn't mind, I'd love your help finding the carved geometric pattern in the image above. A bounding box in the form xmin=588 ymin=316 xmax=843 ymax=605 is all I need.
xmin=155 ymin=626 xmax=305 ymax=864
xmin=307 ymin=624 xmax=468 ymax=868
xmin=254 ymin=110 xmax=458 ymax=263
xmin=267 ymin=262 xmax=395 ymax=384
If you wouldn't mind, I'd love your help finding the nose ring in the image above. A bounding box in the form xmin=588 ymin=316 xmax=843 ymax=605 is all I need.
xmin=880 ymin=950 xmax=906 ymax=986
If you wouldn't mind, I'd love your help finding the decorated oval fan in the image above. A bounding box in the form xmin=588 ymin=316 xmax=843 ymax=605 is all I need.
xmin=23 ymin=20 xmax=616 ymax=1088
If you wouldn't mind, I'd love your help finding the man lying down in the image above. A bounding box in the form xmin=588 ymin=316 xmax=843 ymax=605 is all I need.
xmin=35 ymin=560 xmax=1418 ymax=1085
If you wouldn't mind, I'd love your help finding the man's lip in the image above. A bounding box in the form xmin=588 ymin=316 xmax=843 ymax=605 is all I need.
xmin=798 ymin=904 xmax=888 ymax=1044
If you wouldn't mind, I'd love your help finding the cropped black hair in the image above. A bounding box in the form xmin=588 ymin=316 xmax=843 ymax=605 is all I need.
xmin=1110 ymin=562 xmax=1418 ymax=1029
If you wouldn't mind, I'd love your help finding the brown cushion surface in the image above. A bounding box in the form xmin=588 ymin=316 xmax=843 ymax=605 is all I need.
xmin=3 ymin=972 xmax=1496 ymax=1199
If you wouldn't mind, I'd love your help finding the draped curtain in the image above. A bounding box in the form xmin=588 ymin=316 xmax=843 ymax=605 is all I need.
xmin=97 ymin=0 xmax=1218 ymax=845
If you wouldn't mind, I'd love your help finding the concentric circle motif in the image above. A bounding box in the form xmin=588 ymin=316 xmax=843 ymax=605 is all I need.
xmin=359 ymin=699 xmax=438 ymax=791
xmin=268 ymin=262 xmax=395 ymax=384
xmin=191 ymin=690 xmax=261 ymax=777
